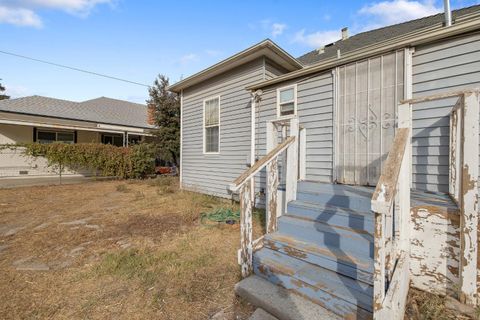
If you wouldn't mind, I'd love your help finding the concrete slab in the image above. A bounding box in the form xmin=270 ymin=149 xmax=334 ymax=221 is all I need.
xmin=250 ymin=308 xmax=278 ymax=320
xmin=235 ymin=275 xmax=340 ymax=320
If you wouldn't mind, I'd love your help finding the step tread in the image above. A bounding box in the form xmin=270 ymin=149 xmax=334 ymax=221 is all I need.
xmin=235 ymin=275 xmax=341 ymax=320
xmin=279 ymin=215 xmax=374 ymax=242
xmin=254 ymin=248 xmax=373 ymax=311
xmin=298 ymin=182 xmax=375 ymax=198
xmin=287 ymin=200 xmax=374 ymax=222
xmin=265 ymin=232 xmax=374 ymax=274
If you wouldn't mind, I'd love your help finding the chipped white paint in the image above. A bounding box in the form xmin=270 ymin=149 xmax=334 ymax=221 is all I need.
xmin=377 ymin=184 xmax=386 ymax=202
xmin=285 ymin=117 xmax=299 ymax=203
xmin=410 ymin=204 xmax=461 ymax=296
xmin=240 ymin=182 xmax=253 ymax=277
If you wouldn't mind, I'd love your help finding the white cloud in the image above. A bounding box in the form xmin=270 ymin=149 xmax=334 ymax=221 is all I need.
xmin=205 ymin=49 xmax=221 ymax=57
xmin=0 ymin=6 xmax=42 ymax=27
xmin=292 ymin=29 xmax=340 ymax=48
xmin=4 ymin=84 xmax=31 ymax=98
xmin=292 ymin=0 xmax=443 ymax=48
xmin=271 ymin=23 xmax=287 ymax=38
xmin=178 ymin=53 xmax=198 ymax=65
xmin=358 ymin=0 xmax=441 ymax=31
xmin=0 ymin=0 xmax=114 ymax=27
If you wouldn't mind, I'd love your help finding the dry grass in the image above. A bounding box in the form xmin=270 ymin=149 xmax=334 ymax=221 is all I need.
xmin=405 ymin=288 xmax=479 ymax=320
xmin=0 ymin=177 xmax=257 ymax=319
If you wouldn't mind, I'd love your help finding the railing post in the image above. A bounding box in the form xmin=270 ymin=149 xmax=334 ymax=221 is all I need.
xmin=285 ymin=117 xmax=299 ymax=203
xmin=239 ymin=180 xmax=253 ymax=278
xmin=266 ymin=121 xmax=279 ymax=233
xmin=449 ymin=97 xmax=464 ymax=205
xmin=373 ymin=210 xmax=386 ymax=317
xmin=398 ymin=102 xmax=412 ymax=252
xmin=459 ymin=91 xmax=479 ymax=305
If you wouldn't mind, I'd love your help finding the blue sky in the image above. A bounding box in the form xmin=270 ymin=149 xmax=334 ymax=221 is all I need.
xmin=0 ymin=0 xmax=478 ymax=104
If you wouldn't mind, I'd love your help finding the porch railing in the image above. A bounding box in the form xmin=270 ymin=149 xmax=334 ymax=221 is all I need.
xmin=229 ymin=117 xmax=299 ymax=277
xmin=372 ymin=89 xmax=480 ymax=318
xmin=371 ymin=101 xmax=412 ymax=319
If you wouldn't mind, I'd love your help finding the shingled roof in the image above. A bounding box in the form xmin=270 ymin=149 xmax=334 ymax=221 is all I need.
xmin=0 ymin=95 xmax=152 ymax=129
xmin=297 ymin=4 xmax=480 ymax=66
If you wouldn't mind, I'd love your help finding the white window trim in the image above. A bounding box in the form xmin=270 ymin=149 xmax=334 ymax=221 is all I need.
xmin=276 ymin=84 xmax=297 ymax=119
xmin=203 ymin=95 xmax=221 ymax=155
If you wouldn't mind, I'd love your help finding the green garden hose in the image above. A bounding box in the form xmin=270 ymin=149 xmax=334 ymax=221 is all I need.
xmin=200 ymin=208 xmax=240 ymax=226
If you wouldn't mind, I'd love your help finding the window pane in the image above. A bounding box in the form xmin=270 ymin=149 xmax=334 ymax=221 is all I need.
xmin=37 ymin=131 xmax=56 ymax=144
xmin=279 ymin=88 xmax=294 ymax=103
xmin=57 ymin=132 xmax=74 ymax=144
xmin=205 ymin=126 xmax=219 ymax=153
xmin=280 ymin=102 xmax=295 ymax=116
xmin=113 ymin=136 xmax=124 ymax=147
xmin=103 ymin=135 xmax=113 ymax=145
xmin=205 ymin=98 xmax=219 ymax=126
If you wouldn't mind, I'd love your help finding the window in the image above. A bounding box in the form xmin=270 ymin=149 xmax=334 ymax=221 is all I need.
xmin=277 ymin=85 xmax=297 ymax=117
xmin=102 ymin=134 xmax=124 ymax=147
xmin=37 ymin=130 xmax=74 ymax=144
xmin=203 ymin=96 xmax=220 ymax=154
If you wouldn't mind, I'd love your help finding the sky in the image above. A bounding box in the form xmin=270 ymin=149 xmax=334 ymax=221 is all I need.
xmin=0 ymin=0 xmax=479 ymax=104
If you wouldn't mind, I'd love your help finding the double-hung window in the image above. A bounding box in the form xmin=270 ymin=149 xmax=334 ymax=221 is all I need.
xmin=203 ymin=96 xmax=220 ymax=154
xmin=277 ymin=85 xmax=297 ymax=117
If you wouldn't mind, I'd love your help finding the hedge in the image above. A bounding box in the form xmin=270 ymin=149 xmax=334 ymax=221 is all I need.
xmin=2 ymin=142 xmax=156 ymax=179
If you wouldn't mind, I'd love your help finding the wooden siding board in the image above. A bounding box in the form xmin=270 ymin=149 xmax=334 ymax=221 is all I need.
xmin=412 ymin=33 xmax=480 ymax=193
xmin=181 ymin=58 xmax=265 ymax=198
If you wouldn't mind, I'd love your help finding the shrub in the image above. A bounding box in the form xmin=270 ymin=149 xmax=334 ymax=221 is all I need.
xmin=3 ymin=142 xmax=156 ymax=179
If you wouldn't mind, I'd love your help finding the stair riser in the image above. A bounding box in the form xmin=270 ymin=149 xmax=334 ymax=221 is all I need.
xmin=297 ymin=192 xmax=372 ymax=212
xmin=286 ymin=203 xmax=374 ymax=233
xmin=254 ymin=262 xmax=373 ymax=319
xmin=263 ymin=238 xmax=374 ymax=285
xmin=278 ymin=220 xmax=374 ymax=258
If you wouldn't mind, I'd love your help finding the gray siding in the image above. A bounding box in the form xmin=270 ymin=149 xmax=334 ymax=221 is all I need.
xmin=412 ymin=32 xmax=480 ymax=193
xmin=253 ymin=67 xmax=334 ymax=203
xmin=181 ymin=58 xmax=265 ymax=197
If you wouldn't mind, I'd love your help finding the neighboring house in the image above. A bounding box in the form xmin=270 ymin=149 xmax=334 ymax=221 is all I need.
xmin=0 ymin=95 xmax=154 ymax=177
xmin=169 ymin=4 xmax=480 ymax=320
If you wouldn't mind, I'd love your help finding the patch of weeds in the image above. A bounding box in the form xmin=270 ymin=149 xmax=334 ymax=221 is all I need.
xmin=134 ymin=191 xmax=145 ymax=201
xmin=94 ymin=249 xmax=157 ymax=286
xmin=405 ymin=289 xmax=454 ymax=320
xmin=148 ymin=176 xmax=177 ymax=188
xmin=156 ymin=185 xmax=177 ymax=195
xmin=116 ymin=184 xmax=129 ymax=192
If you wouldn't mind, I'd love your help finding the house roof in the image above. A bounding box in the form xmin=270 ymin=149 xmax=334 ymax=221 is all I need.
xmin=297 ymin=4 xmax=480 ymax=66
xmin=247 ymin=4 xmax=480 ymax=90
xmin=167 ymin=39 xmax=303 ymax=93
xmin=0 ymin=95 xmax=153 ymax=129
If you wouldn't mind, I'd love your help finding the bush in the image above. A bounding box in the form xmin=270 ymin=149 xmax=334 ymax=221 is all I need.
xmin=7 ymin=142 xmax=156 ymax=179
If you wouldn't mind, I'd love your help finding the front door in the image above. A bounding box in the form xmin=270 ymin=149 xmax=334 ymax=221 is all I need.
xmin=335 ymin=50 xmax=406 ymax=185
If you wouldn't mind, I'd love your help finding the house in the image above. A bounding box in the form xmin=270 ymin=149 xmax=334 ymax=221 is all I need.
xmin=0 ymin=95 xmax=154 ymax=177
xmin=169 ymin=3 xmax=480 ymax=320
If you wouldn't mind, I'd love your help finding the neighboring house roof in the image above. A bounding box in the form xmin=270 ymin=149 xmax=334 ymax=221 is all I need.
xmin=168 ymin=39 xmax=303 ymax=93
xmin=0 ymin=95 xmax=153 ymax=129
xmin=247 ymin=5 xmax=480 ymax=90
xmin=297 ymin=4 xmax=480 ymax=66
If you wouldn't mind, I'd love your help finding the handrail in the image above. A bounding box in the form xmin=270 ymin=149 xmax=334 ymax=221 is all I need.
xmin=229 ymin=135 xmax=295 ymax=192
xmin=371 ymin=128 xmax=409 ymax=215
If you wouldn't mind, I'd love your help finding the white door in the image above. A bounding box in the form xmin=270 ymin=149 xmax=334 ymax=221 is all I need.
xmin=335 ymin=50 xmax=405 ymax=186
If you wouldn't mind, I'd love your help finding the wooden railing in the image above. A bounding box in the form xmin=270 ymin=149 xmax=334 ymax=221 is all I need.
xmin=371 ymin=101 xmax=412 ymax=319
xmin=447 ymin=90 xmax=479 ymax=305
xmin=230 ymin=117 xmax=299 ymax=278
xmin=372 ymin=89 xmax=480 ymax=318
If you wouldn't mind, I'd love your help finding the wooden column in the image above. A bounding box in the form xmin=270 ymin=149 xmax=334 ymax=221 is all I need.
xmin=239 ymin=181 xmax=253 ymax=278
xmin=285 ymin=117 xmax=299 ymax=203
xmin=266 ymin=121 xmax=279 ymax=233
xmin=459 ymin=91 xmax=479 ymax=305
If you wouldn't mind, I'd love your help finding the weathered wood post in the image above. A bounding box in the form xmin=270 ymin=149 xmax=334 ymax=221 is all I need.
xmin=239 ymin=181 xmax=253 ymax=277
xmin=449 ymin=97 xmax=464 ymax=204
xmin=398 ymin=102 xmax=412 ymax=252
xmin=459 ymin=91 xmax=479 ymax=305
xmin=266 ymin=121 xmax=279 ymax=233
xmin=285 ymin=117 xmax=299 ymax=203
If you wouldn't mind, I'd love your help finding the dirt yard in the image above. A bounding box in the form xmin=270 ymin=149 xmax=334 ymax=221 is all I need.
xmin=0 ymin=178 xmax=258 ymax=319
